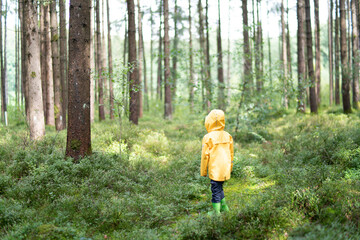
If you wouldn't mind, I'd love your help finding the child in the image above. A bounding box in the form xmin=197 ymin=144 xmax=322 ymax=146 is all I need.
xmin=201 ymin=109 xmax=234 ymax=215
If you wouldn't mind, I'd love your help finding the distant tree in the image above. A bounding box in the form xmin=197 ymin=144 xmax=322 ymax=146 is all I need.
xmin=351 ymin=0 xmax=359 ymax=109
xmin=24 ymin=0 xmax=45 ymax=140
xmin=242 ymin=0 xmax=252 ymax=94
xmin=164 ymin=0 xmax=172 ymax=119
xmin=0 ymin=0 xmax=6 ymax=125
xmin=127 ymin=0 xmax=140 ymax=124
xmin=340 ymin=0 xmax=351 ymax=113
xmin=328 ymin=0 xmax=334 ymax=105
xmin=281 ymin=0 xmax=288 ymax=109
xmin=305 ymin=0 xmax=317 ymax=113
xmin=198 ymin=0 xmax=206 ymax=109
xmin=335 ymin=0 xmax=340 ymax=105
xmin=107 ymin=0 xmax=114 ymax=119
xmin=314 ymin=0 xmax=321 ymax=105
xmin=59 ymin=0 xmax=68 ymax=127
xmin=157 ymin=0 xmax=163 ymax=100
xmin=90 ymin=0 xmax=95 ymax=123
xmin=172 ymin=0 xmax=179 ymax=111
xmin=188 ymin=0 xmax=195 ymax=111
xmin=297 ymin=0 xmax=306 ymax=113
xmin=96 ymin=0 xmax=105 ymax=121
xmin=65 ymin=0 xmax=92 ymax=160
xmin=217 ymin=0 xmax=225 ymax=110
xmin=205 ymin=0 xmax=211 ymax=110
xmin=138 ymin=0 xmax=144 ymax=118
xmin=150 ymin=7 xmax=154 ymax=99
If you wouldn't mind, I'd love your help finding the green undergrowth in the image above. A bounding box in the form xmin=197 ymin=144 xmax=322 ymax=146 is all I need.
xmin=1 ymin=107 xmax=360 ymax=239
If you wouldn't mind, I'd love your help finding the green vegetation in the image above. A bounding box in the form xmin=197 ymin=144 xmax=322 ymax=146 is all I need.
xmin=1 ymin=105 xmax=360 ymax=239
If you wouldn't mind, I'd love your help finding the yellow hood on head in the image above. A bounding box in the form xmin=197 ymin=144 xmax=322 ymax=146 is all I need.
xmin=205 ymin=109 xmax=225 ymax=133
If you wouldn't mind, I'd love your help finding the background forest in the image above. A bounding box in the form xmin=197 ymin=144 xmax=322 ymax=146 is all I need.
xmin=1 ymin=0 xmax=360 ymax=239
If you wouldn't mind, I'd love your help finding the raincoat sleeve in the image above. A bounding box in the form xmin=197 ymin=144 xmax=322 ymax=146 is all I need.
xmin=201 ymin=136 xmax=210 ymax=177
xmin=230 ymin=135 xmax=234 ymax=172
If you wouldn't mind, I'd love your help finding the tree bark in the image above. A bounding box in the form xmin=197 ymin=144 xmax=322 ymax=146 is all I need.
xmin=40 ymin=5 xmax=47 ymax=119
xmin=59 ymin=0 xmax=68 ymax=127
xmin=340 ymin=0 xmax=352 ymax=113
xmin=19 ymin=1 xmax=28 ymax=117
xmin=90 ymin=0 xmax=95 ymax=123
xmin=172 ymin=0 xmax=179 ymax=111
xmin=157 ymin=1 xmax=163 ymax=100
xmin=329 ymin=0 xmax=334 ymax=105
xmin=101 ymin=0 xmax=108 ymax=116
xmin=96 ymin=0 xmax=105 ymax=121
xmin=44 ymin=4 xmax=55 ymax=126
xmin=305 ymin=0 xmax=318 ymax=113
xmin=66 ymin=0 xmax=92 ymax=160
xmin=107 ymin=0 xmax=114 ymax=119
xmin=281 ymin=0 xmax=288 ymax=109
xmin=137 ymin=0 xmax=143 ymax=118
xmin=198 ymin=0 xmax=206 ymax=110
xmin=24 ymin=0 xmax=46 ymax=140
xmin=205 ymin=0 xmax=211 ymax=110
xmin=127 ymin=0 xmax=140 ymax=124
xmin=242 ymin=0 xmax=252 ymax=94
xmin=217 ymin=0 xmax=225 ymax=110
xmin=255 ymin=0 xmax=263 ymax=92
xmin=352 ymin=0 xmax=359 ymax=108
xmin=335 ymin=0 xmax=340 ymax=105
xmin=314 ymin=0 xmax=321 ymax=105
xmin=189 ymin=0 xmax=195 ymax=111
xmin=150 ymin=7 xmax=154 ymax=100
xmin=164 ymin=0 xmax=172 ymax=119
xmin=50 ymin=1 xmax=64 ymax=131
xmin=297 ymin=0 xmax=306 ymax=113
xmin=227 ymin=0 xmax=231 ymax=101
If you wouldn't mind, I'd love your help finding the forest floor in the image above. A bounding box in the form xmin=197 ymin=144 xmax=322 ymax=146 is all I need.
xmin=1 ymin=105 xmax=360 ymax=239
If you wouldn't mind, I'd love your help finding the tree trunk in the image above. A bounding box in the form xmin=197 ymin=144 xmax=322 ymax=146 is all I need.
xmin=227 ymin=0 xmax=231 ymax=102
xmin=172 ymin=0 xmax=179 ymax=111
xmin=24 ymin=0 xmax=46 ymax=140
xmin=50 ymin=1 xmax=64 ymax=131
xmin=15 ymin=14 xmax=19 ymax=107
xmin=205 ymin=0 xmax=211 ymax=110
xmin=329 ymin=0 xmax=334 ymax=105
xmin=1 ymin=0 xmax=7 ymax=125
xmin=101 ymin=0 xmax=108 ymax=116
xmin=340 ymin=0 xmax=352 ymax=113
xmin=352 ymin=0 xmax=359 ymax=108
xmin=157 ymin=1 xmax=163 ymax=100
xmin=242 ymin=0 xmax=252 ymax=94
xmin=297 ymin=0 xmax=306 ymax=113
xmin=59 ymin=0 xmax=68 ymax=127
xmin=281 ymin=0 xmax=288 ymax=108
xmin=66 ymin=0 xmax=92 ymax=160
xmin=127 ymin=0 xmax=140 ymax=124
xmin=198 ymin=0 xmax=206 ymax=110
xmin=150 ymin=7 xmax=154 ymax=100
xmin=255 ymin=0 xmax=262 ymax=92
xmin=90 ymin=0 xmax=95 ymax=123
xmin=123 ymin=14 xmax=128 ymax=115
xmin=40 ymin=5 xmax=46 ymax=118
xmin=137 ymin=0 xmax=143 ymax=118
xmin=107 ymin=0 xmax=114 ymax=119
xmin=44 ymin=4 xmax=55 ymax=126
xmin=305 ymin=0 xmax=318 ymax=113
xmin=19 ymin=1 xmax=28 ymax=117
xmin=217 ymin=0 xmax=225 ymax=110
xmin=164 ymin=0 xmax=172 ymax=119
xmin=335 ymin=0 xmax=340 ymax=105
xmin=189 ymin=0 xmax=195 ymax=111
xmin=314 ymin=0 xmax=321 ymax=105
xmin=96 ymin=0 xmax=105 ymax=121
xmin=267 ymin=1 xmax=272 ymax=86
xmin=286 ymin=1 xmax=292 ymax=79
xmin=142 ymin=33 xmax=148 ymax=111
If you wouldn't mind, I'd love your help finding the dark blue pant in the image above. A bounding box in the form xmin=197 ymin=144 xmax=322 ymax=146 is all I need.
xmin=211 ymin=180 xmax=225 ymax=203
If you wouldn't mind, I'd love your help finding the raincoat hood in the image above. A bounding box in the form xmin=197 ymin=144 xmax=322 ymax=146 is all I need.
xmin=205 ymin=109 xmax=225 ymax=133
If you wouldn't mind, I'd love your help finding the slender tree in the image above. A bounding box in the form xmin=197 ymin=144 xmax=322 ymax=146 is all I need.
xmin=242 ymin=0 xmax=252 ymax=94
xmin=24 ymin=0 xmax=46 ymax=140
xmin=96 ymin=0 xmax=105 ymax=120
xmin=164 ymin=0 xmax=172 ymax=119
xmin=189 ymin=0 xmax=195 ymax=111
xmin=59 ymin=0 xmax=68 ymax=127
xmin=50 ymin=0 xmax=64 ymax=131
xmin=101 ymin=0 xmax=108 ymax=115
xmin=217 ymin=0 xmax=225 ymax=110
xmin=314 ymin=0 xmax=321 ymax=105
xmin=305 ymin=0 xmax=318 ymax=113
xmin=138 ymin=0 xmax=144 ymax=118
xmin=297 ymin=0 xmax=306 ymax=112
xmin=335 ymin=0 xmax=340 ymax=104
xmin=352 ymin=0 xmax=359 ymax=108
xmin=329 ymin=0 xmax=334 ymax=105
xmin=172 ymin=0 xmax=179 ymax=111
xmin=1 ymin=0 xmax=7 ymax=125
xmin=340 ymin=0 xmax=352 ymax=113
xmin=66 ymin=0 xmax=92 ymax=160
xmin=40 ymin=5 xmax=47 ymax=118
xmin=157 ymin=0 xmax=163 ymax=100
xmin=281 ymin=0 xmax=288 ymax=108
xmin=150 ymin=7 xmax=154 ymax=99
xmin=90 ymin=0 xmax=95 ymax=123
xmin=205 ymin=0 xmax=211 ymax=110
xmin=255 ymin=0 xmax=263 ymax=92
xmin=198 ymin=0 xmax=206 ymax=109
xmin=227 ymin=0 xmax=231 ymax=101
xmin=107 ymin=0 xmax=114 ymax=119
xmin=127 ymin=0 xmax=140 ymax=124
xmin=286 ymin=1 xmax=292 ymax=78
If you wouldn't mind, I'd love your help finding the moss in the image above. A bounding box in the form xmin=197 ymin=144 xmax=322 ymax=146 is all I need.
xmin=51 ymin=34 xmax=59 ymax=42
xmin=70 ymin=139 xmax=81 ymax=151
xmin=31 ymin=72 xmax=36 ymax=78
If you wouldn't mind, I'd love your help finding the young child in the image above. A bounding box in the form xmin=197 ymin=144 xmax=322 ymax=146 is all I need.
xmin=201 ymin=109 xmax=234 ymax=215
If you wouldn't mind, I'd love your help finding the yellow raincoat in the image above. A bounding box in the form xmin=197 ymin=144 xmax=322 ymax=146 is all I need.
xmin=201 ymin=109 xmax=234 ymax=181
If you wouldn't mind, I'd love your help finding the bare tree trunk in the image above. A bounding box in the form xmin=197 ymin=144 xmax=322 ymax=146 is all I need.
xmin=101 ymin=0 xmax=108 ymax=116
xmin=340 ymin=0 xmax=352 ymax=113
xmin=142 ymin=33 xmax=148 ymax=111
xmin=59 ymin=0 xmax=68 ymax=127
xmin=150 ymin=7 xmax=154 ymax=100
xmin=189 ymin=0 xmax=195 ymax=111
xmin=281 ymin=0 xmax=288 ymax=108
xmin=172 ymin=0 xmax=179 ymax=112
xmin=1 ymin=0 xmax=4 ymax=123
xmin=255 ymin=0 xmax=262 ymax=92
xmin=137 ymin=0 xmax=143 ymax=118
xmin=40 ymin=5 xmax=46 ymax=118
xmin=15 ymin=13 xmax=20 ymax=107
xmin=286 ymin=1 xmax=292 ymax=79
xmin=205 ymin=0 xmax=211 ymax=110
xmin=24 ymin=0 xmax=45 ymax=140
xmin=90 ymin=0 xmax=95 ymax=123
xmin=352 ymin=0 xmax=359 ymax=108
xmin=66 ymin=0 xmax=92 ymax=160
xmin=50 ymin=1 xmax=64 ymax=131
xmin=44 ymin=5 xmax=55 ymax=126
xmin=107 ymin=0 xmax=114 ymax=119
xmin=217 ymin=0 xmax=225 ymax=110
xmin=123 ymin=14 xmax=128 ymax=115
xmin=329 ymin=0 xmax=334 ymax=105
xmin=96 ymin=0 xmax=105 ymax=120
xmin=314 ymin=0 xmax=321 ymax=105
xmin=198 ymin=0 xmax=206 ymax=110
xmin=1 ymin=0 xmax=8 ymax=125
xmin=127 ymin=0 xmax=140 ymax=124
xmin=227 ymin=0 xmax=231 ymax=101
xmin=19 ymin=1 xmax=28 ymax=117
xmin=305 ymin=0 xmax=318 ymax=113
xmin=335 ymin=0 xmax=340 ymax=105
xmin=298 ymin=0 xmax=306 ymax=112
xmin=157 ymin=1 xmax=163 ymax=100
xmin=164 ymin=0 xmax=172 ymax=119
xmin=242 ymin=0 xmax=252 ymax=95
xmin=267 ymin=1 xmax=272 ymax=86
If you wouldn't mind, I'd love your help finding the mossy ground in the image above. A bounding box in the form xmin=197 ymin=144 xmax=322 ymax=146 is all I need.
xmin=1 ymin=105 xmax=360 ymax=239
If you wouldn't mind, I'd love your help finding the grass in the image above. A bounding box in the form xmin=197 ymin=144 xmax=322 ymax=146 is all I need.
xmin=1 ymin=105 xmax=360 ymax=239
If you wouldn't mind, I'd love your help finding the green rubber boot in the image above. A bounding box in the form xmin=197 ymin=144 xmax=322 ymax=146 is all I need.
xmin=220 ymin=198 xmax=230 ymax=212
xmin=208 ymin=203 xmax=221 ymax=216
